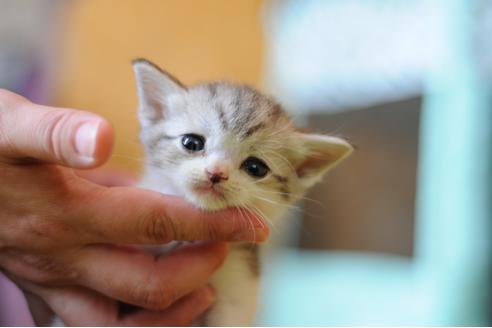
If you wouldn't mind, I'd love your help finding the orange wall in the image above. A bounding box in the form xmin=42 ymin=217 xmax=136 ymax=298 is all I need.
xmin=55 ymin=0 xmax=264 ymax=172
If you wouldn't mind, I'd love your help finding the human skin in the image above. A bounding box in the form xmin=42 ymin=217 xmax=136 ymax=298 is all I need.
xmin=0 ymin=89 xmax=269 ymax=325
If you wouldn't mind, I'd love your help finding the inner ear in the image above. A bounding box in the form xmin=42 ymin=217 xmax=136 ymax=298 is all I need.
xmin=132 ymin=58 xmax=186 ymax=126
xmin=296 ymin=133 xmax=353 ymax=187
xmin=296 ymin=150 xmax=342 ymax=177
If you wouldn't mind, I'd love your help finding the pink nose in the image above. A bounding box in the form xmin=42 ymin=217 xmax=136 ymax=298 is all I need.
xmin=206 ymin=169 xmax=228 ymax=184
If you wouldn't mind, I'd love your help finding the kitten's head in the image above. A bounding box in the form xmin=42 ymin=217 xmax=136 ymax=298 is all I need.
xmin=133 ymin=59 xmax=352 ymax=212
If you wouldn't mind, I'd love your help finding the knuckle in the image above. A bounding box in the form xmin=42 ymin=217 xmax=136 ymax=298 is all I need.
xmin=11 ymin=213 xmax=73 ymax=252
xmin=12 ymin=250 xmax=74 ymax=284
xmin=38 ymin=110 xmax=78 ymax=163
xmin=142 ymin=207 xmax=174 ymax=243
xmin=8 ymin=214 xmax=44 ymax=245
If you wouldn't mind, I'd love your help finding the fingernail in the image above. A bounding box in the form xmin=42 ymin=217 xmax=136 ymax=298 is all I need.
xmin=75 ymin=121 xmax=99 ymax=160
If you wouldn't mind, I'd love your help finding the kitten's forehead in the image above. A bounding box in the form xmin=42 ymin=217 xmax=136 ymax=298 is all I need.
xmin=185 ymin=82 xmax=288 ymax=138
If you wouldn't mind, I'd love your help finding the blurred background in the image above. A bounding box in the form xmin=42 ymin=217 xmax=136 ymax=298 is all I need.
xmin=0 ymin=0 xmax=491 ymax=326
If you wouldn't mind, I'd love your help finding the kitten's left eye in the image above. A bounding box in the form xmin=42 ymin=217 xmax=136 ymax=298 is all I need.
xmin=181 ymin=134 xmax=205 ymax=152
xmin=241 ymin=156 xmax=269 ymax=178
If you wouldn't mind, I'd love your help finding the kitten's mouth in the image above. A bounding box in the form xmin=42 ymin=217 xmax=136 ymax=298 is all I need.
xmin=194 ymin=183 xmax=226 ymax=199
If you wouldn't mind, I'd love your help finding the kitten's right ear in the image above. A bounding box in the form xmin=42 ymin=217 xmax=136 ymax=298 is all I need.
xmin=132 ymin=58 xmax=186 ymax=126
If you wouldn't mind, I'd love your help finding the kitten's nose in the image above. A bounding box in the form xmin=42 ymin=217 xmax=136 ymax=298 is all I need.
xmin=206 ymin=169 xmax=228 ymax=184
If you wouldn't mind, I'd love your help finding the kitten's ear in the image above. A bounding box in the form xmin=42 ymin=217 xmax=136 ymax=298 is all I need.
xmin=132 ymin=58 xmax=186 ymax=126
xmin=295 ymin=133 xmax=353 ymax=189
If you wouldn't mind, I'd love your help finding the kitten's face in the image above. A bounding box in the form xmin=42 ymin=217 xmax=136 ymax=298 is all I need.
xmin=133 ymin=59 xmax=352 ymax=213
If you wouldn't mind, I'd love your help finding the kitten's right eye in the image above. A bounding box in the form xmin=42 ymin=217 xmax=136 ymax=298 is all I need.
xmin=181 ymin=134 xmax=205 ymax=152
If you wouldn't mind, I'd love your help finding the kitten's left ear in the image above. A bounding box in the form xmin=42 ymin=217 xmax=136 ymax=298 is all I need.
xmin=296 ymin=133 xmax=353 ymax=188
xmin=132 ymin=58 xmax=186 ymax=126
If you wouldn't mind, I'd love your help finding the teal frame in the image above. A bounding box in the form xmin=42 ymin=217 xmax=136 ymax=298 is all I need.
xmin=258 ymin=0 xmax=492 ymax=325
xmin=416 ymin=0 xmax=492 ymax=324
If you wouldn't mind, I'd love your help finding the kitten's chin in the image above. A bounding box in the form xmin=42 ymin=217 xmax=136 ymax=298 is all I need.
xmin=183 ymin=189 xmax=232 ymax=212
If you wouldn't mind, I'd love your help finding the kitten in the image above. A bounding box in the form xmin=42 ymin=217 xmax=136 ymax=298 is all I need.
xmin=132 ymin=58 xmax=353 ymax=326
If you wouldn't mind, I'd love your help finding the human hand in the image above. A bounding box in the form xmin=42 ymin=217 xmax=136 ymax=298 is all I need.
xmin=0 ymin=89 xmax=269 ymax=325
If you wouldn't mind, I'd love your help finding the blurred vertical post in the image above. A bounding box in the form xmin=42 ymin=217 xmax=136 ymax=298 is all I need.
xmin=416 ymin=0 xmax=492 ymax=325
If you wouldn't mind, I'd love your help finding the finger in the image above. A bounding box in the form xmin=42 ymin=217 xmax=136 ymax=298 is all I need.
xmin=46 ymin=287 xmax=117 ymax=326
xmin=0 ymin=89 xmax=113 ymax=168
xmin=121 ymin=285 xmax=214 ymax=326
xmin=7 ymin=274 xmax=119 ymax=326
xmin=75 ymin=187 xmax=269 ymax=244
xmin=74 ymin=242 xmax=227 ymax=310
xmin=0 ymin=251 xmax=66 ymax=287
xmin=16 ymin=275 xmax=214 ymax=327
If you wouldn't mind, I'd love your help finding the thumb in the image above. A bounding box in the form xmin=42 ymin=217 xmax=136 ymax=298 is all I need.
xmin=0 ymin=89 xmax=113 ymax=168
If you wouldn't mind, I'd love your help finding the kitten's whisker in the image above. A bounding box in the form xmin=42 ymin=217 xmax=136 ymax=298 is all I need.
xmin=254 ymin=189 xmax=325 ymax=208
xmin=328 ymin=123 xmax=346 ymax=136
xmin=236 ymin=203 xmax=258 ymax=242
xmin=240 ymin=179 xmax=326 ymax=209
xmin=245 ymin=203 xmax=278 ymax=234
xmin=297 ymin=197 xmax=327 ymax=209
xmin=253 ymin=195 xmax=293 ymax=207
xmin=236 ymin=205 xmax=256 ymax=243
xmin=249 ymin=205 xmax=268 ymax=231
xmin=252 ymin=194 xmax=299 ymax=210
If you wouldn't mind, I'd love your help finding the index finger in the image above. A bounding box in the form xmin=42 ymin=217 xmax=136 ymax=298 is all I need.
xmin=73 ymin=185 xmax=269 ymax=244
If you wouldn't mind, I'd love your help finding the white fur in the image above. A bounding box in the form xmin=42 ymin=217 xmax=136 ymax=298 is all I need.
xmin=207 ymin=247 xmax=260 ymax=326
